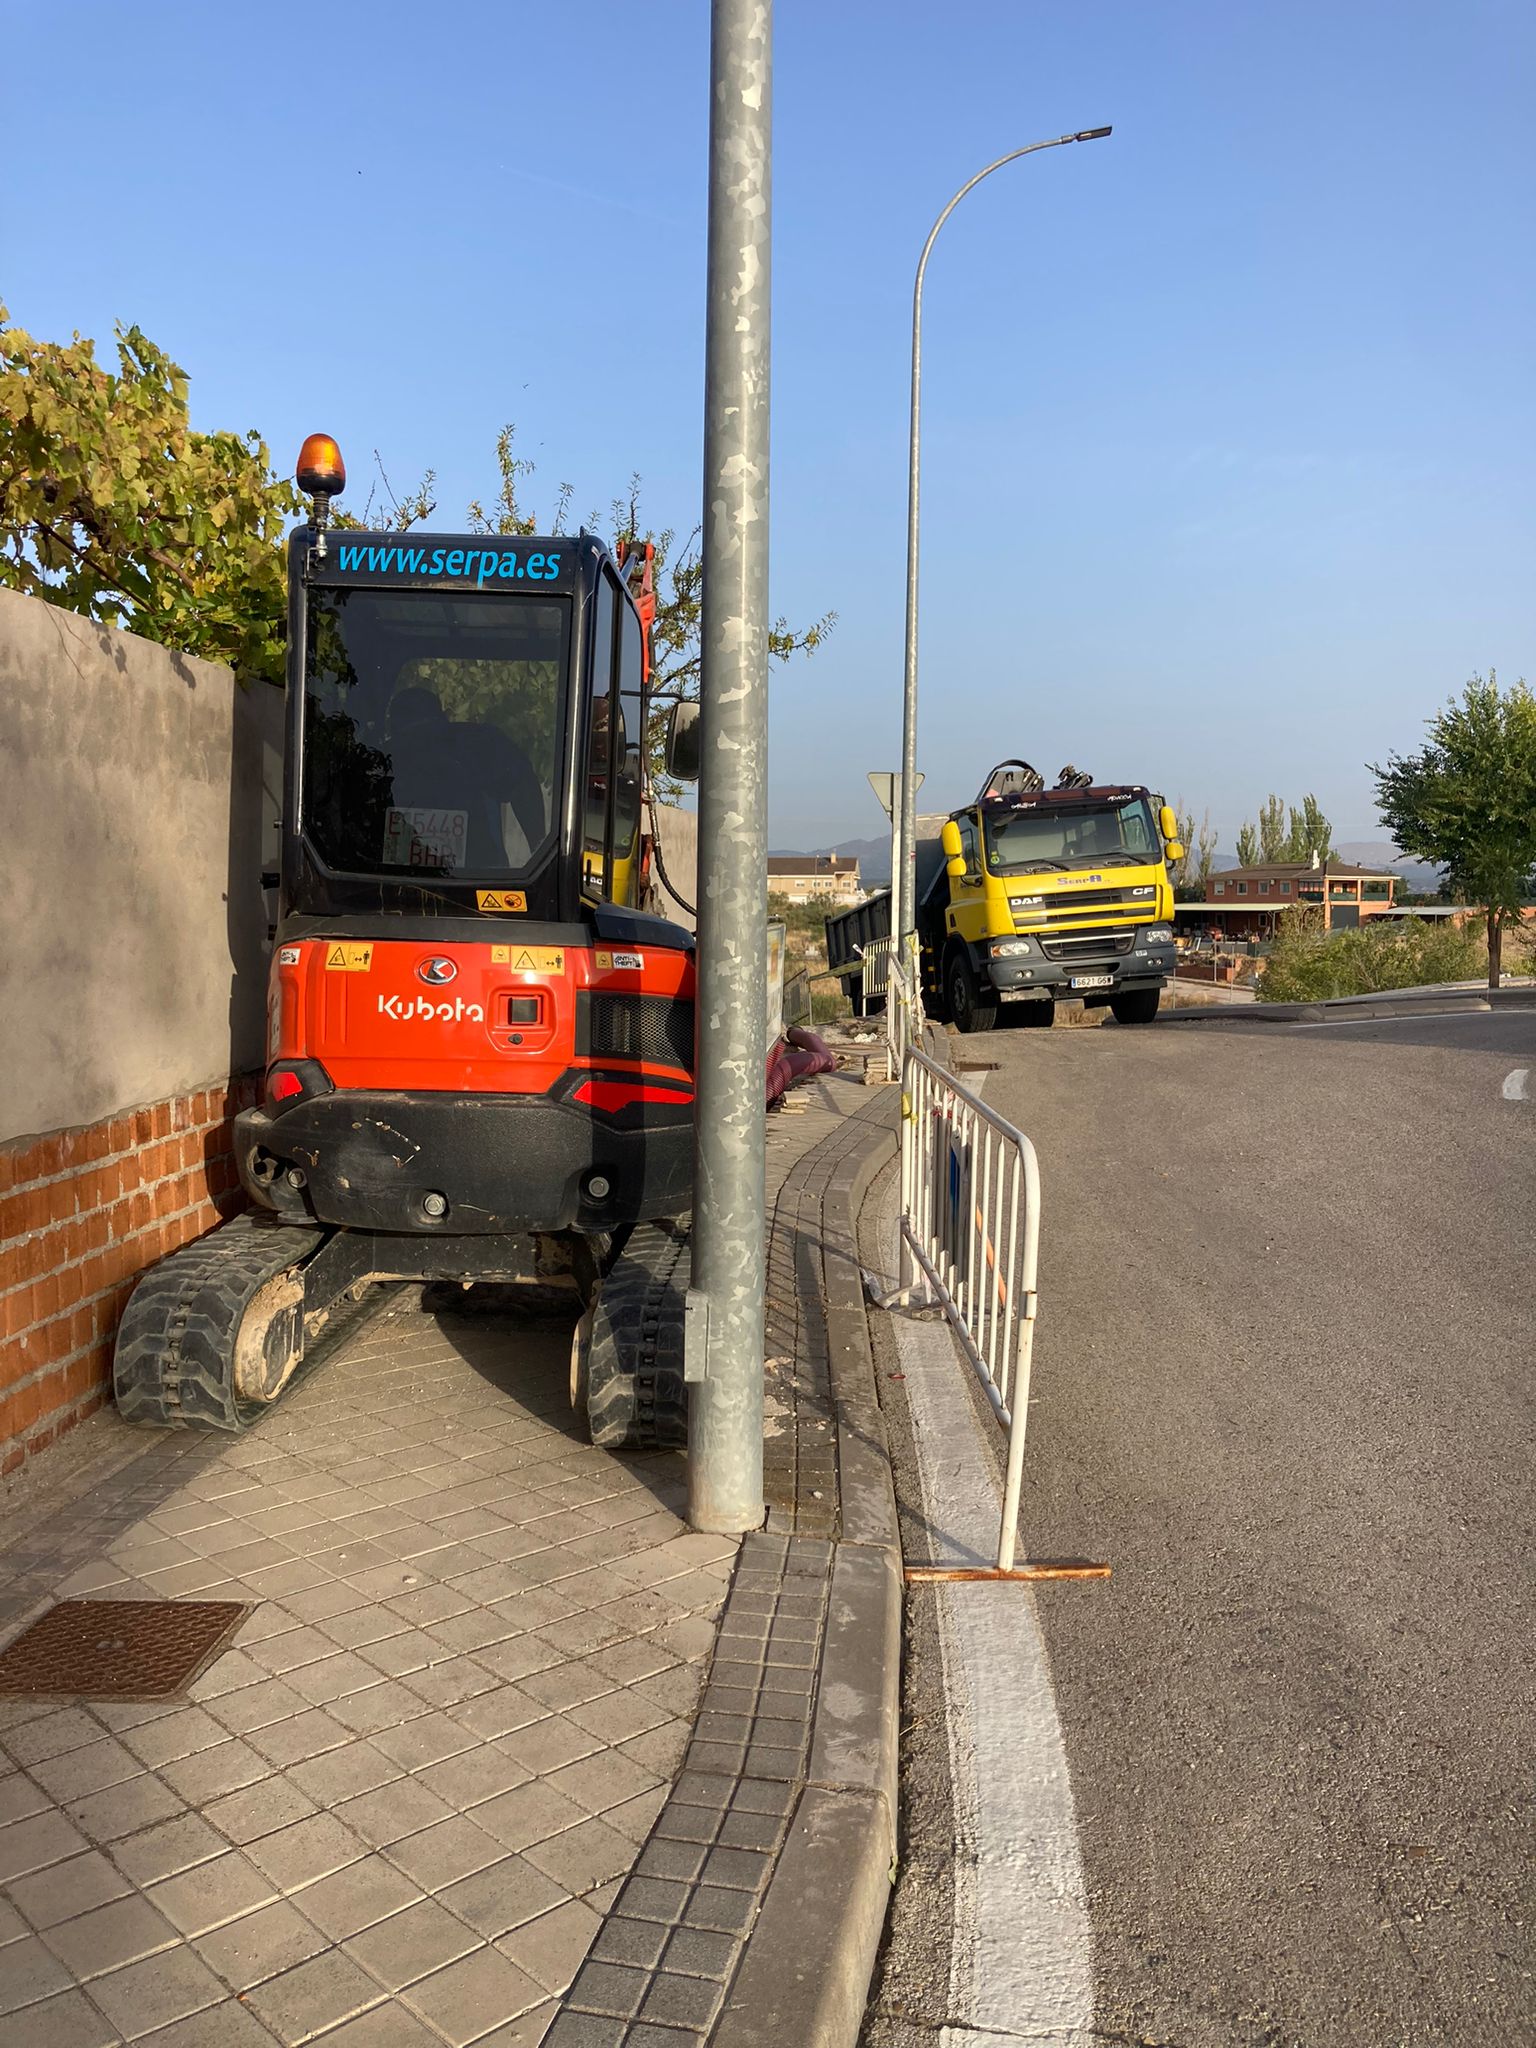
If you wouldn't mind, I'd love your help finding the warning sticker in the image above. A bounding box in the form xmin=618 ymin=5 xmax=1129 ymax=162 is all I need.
xmin=595 ymin=951 xmax=644 ymax=972
xmin=324 ymin=943 xmax=374 ymax=973
xmin=476 ymin=890 xmax=527 ymax=913
xmin=500 ymin=947 xmax=565 ymax=974
xmin=277 ymin=946 xmax=301 ymax=966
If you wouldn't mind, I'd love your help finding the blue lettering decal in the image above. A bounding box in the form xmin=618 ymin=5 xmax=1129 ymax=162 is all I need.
xmin=496 ymin=552 xmax=517 ymax=579
xmin=526 ymin=552 xmax=544 ymax=579
xmin=337 ymin=544 xmax=361 ymax=570
xmin=445 ymin=549 xmax=465 ymax=575
xmin=476 ymin=551 xmax=500 ymax=586
xmin=429 ymin=548 xmax=445 ymax=575
xmin=544 ymin=554 xmax=561 ymax=580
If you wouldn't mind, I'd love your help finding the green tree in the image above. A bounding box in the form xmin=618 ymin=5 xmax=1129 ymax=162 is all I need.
xmin=1283 ymin=794 xmax=1332 ymax=864
xmin=1371 ymin=673 xmax=1536 ymax=988
xmin=0 ymin=304 xmax=299 ymax=683
xmin=1233 ymin=791 xmax=1332 ymax=868
xmin=1171 ymin=802 xmax=1217 ymax=899
xmin=1257 ymin=793 xmax=1288 ymax=860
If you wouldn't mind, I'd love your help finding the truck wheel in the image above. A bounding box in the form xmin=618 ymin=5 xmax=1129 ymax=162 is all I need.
xmin=1110 ymin=988 xmax=1161 ymax=1025
xmin=946 ymin=952 xmax=997 ymax=1035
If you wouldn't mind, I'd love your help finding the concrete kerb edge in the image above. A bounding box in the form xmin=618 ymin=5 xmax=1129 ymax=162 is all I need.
xmin=711 ymin=1094 xmax=903 ymax=2048
xmin=1160 ymin=984 xmax=1536 ymax=1025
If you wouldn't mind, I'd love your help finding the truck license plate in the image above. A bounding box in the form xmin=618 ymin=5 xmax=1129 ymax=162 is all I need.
xmin=1070 ymin=974 xmax=1114 ymax=989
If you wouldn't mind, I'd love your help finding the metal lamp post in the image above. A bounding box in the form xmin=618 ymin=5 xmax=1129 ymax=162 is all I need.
xmin=892 ymin=126 xmax=1113 ymax=1038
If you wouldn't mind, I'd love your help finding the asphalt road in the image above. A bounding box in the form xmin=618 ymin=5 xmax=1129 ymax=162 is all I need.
xmin=968 ymin=1005 xmax=1536 ymax=2046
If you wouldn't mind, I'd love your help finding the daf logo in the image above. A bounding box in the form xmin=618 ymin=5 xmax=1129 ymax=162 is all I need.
xmin=417 ymin=957 xmax=458 ymax=986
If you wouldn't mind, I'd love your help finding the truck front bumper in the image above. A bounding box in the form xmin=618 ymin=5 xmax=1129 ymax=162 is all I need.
xmin=985 ymin=941 xmax=1177 ymax=1001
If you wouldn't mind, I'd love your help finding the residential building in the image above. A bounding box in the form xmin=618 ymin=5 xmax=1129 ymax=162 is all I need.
xmin=767 ymin=854 xmax=863 ymax=907
xmin=1174 ymin=859 xmax=1399 ymax=942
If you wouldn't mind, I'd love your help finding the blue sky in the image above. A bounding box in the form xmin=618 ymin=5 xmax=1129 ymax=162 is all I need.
xmin=7 ymin=0 xmax=1532 ymax=850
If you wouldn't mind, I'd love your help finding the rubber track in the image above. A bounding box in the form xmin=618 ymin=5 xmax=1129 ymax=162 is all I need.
xmin=586 ymin=1222 xmax=689 ymax=1450
xmin=113 ymin=1216 xmax=325 ymax=1432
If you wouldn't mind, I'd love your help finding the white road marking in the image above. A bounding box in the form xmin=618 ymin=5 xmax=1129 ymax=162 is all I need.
xmin=1503 ymin=1068 xmax=1530 ymax=1101
xmin=878 ymin=1178 xmax=1095 ymax=2048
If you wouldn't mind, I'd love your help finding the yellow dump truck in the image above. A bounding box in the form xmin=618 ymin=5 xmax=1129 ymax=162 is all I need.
xmin=827 ymin=759 xmax=1184 ymax=1032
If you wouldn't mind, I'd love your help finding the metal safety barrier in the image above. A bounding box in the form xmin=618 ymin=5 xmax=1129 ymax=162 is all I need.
xmin=860 ymin=934 xmax=893 ymax=1008
xmin=896 ymin=1043 xmax=1043 ymax=1573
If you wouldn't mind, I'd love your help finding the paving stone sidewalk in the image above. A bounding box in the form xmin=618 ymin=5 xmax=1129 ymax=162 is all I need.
xmin=0 ymin=1068 xmax=896 ymax=2048
xmin=0 ymin=1287 xmax=740 ymax=2047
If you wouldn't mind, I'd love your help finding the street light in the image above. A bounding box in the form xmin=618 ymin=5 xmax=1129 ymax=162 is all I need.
xmin=891 ymin=126 xmax=1113 ymax=1047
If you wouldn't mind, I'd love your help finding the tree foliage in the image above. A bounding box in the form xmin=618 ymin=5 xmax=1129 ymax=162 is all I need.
xmin=1371 ymin=672 xmax=1536 ymax=986
xmin=0 ymin=307 xmax=836 ymax=732
xmin=1233 ymin=792 xmax=1332 ymax=869
xmin=1259 ymin=907 xmax=1485 ymax=1001
xmin=0 ymin=304 xmax=299 ymax=683
xmin=1171 ymin=803 xmax=1217 ymax=899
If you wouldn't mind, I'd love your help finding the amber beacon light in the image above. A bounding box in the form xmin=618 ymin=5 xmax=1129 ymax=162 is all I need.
xmin=296 ymin=434 xmax=346 ymax=500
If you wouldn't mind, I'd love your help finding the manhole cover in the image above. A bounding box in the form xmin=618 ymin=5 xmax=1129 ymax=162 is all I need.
xmin=0 ymin=1600 xmax=253 ymax=1701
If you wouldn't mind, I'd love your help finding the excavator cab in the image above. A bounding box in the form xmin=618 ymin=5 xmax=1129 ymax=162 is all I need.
xmin=114 ymin=438 xmax=697 ymax=1448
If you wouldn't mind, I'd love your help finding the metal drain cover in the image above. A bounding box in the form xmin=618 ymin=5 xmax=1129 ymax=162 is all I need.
xmin=0 ymin=1600 xmax=253 ymax=1701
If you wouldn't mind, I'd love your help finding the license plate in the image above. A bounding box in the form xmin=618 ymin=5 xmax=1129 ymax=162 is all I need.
xmin=1070 ymin=974 xmax=1114 ymax=989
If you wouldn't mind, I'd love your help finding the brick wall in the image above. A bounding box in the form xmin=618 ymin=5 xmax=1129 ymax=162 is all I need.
xmin=0 ymin=1077 xmax=261 ymax=1475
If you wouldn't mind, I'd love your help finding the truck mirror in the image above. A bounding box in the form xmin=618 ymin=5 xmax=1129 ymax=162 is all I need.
xmin=940 ymin=820 xmax=963 ymax=860
xmin=1167 ymin=839 xmax=1185 ymax=863
xmin=1158 ymin=804 xmax=1178 ymax=841
xmin=665 ymin=700 xmax=701 ymax=782
xmin=945 ymin=854 xmax=967 ymax=880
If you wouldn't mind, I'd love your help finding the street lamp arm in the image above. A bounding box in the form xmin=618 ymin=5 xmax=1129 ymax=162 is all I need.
xmin=892 ymin=123 xmax=1112 ymax=1011
xmin=914 ymin=131 xmax=1109 ymax=309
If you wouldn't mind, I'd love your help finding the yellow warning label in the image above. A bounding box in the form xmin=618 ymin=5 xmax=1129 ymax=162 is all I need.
xmin=476 ymin=889 xmax=527 ymax=913
xmin=503 ymin=948 xmax=565 ymax=974
xmin=323 ymin=943 xmax=374 ymax=972
xmin=594 ymin=951 xmax=612 ymax=970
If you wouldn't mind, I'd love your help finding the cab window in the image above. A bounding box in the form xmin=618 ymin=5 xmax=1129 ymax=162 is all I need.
xmin=581 ymin=573 xmax=618 ymax=898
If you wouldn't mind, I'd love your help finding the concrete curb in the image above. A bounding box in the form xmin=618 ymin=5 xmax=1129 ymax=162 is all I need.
xmin=1161 ymin=982 xmax=1536 ymax=1025
xmin=547 ymin=1092 xmax=903 ymax=2048
xmin=714 ymin=1108 xmax=903 ymax=2048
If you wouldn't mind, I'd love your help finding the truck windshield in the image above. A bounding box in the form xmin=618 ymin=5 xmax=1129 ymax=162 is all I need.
xmin=302 ymin=586 xmax=570 ymax=880
xmin=984 ymin=797 xmax=1160 ymax=873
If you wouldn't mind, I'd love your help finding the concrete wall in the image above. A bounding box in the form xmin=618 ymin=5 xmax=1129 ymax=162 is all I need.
xmin=650 ymin=803 xmax=698 ymax=935
xmin=0 ymin=588 xmax=283 ymax=1143
xmin=0 ymin=590 xmax=282 ymax=1470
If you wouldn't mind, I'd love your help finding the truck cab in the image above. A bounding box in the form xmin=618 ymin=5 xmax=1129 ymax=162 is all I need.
xmin=923 ymin=762 xmax=1182 ymax=1030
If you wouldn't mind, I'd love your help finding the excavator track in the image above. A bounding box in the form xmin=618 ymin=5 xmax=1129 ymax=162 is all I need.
xmin=114 ymin=1216 xmax=327 ymax=1432
xmin=581 ymin=1222 xmax=689 ymax=1450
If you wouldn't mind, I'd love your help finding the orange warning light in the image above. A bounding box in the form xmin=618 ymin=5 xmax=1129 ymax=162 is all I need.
xmin=296 ymin=434 xmax=346 ymax=498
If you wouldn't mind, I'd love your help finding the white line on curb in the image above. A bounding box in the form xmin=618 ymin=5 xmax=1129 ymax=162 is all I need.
xmin=877 ymin=1176 xmax=1095 ymax=2048
xmin=1503 ymin=1068 xmax=1530 ymax=1100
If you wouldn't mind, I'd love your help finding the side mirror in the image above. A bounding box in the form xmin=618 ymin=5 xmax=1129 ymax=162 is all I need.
xmin=940 ymin=820 xmax=963 ymax=860
xmin=1158 ymin=804 xmax=1178 ymax=841
xmin=1166 ymin=839 xmax=1186 ymax=863
xmin=945 ymin=854 xmax=967 ymax=880
xmin=664 ymin=700 xmax=701 ymax=782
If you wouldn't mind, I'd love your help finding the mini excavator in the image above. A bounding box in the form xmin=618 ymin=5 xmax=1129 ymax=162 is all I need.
xmin=114 ymin=435 xmax=701 ymax=1448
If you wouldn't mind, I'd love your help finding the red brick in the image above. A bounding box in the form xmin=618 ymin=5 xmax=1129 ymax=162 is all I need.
xmin=0 ymin=1229 xmax=60 ymax=1293
xmin=105 ymin=1115 xmax=135 ymax=1158
xmin=0 ymin=1282 xmax=38 ymax=1341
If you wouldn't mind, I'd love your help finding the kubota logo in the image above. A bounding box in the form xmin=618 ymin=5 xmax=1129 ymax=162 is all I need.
xmin=377 ymin=995 xmax=485 ymax=1024
xmin=417 ymin=957 xmax=458 ymax=985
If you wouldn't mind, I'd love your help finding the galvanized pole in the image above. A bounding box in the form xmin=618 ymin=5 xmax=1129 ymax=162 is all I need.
xmin=688 ymin=0 xmax=773 ymax=1534
xmin=896 ymin=128 xmax=1112 ymax=972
